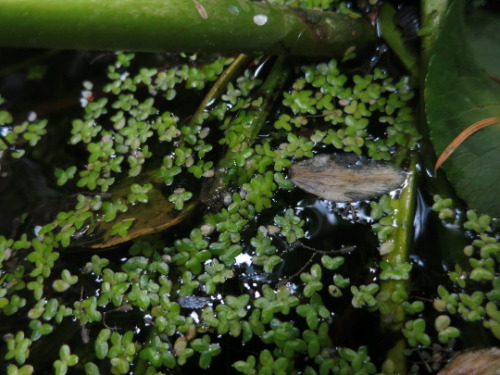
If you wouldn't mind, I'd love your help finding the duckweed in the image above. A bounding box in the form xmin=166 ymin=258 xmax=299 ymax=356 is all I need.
xmin=0 ymin=14 xmax=498 ymax=374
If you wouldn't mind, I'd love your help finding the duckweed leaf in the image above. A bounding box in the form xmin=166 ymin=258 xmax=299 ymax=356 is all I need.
xmin=425 ymin=0 xmax=500 ymax=216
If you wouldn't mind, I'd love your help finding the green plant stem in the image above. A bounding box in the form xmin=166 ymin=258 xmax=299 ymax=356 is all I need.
xmin=378 ymin=3 xmax=419 ymax=81
xmin=0 ymin=0 xmax=375 ymax=58
xmin=418 ymin=0 xmax=460 ymax=207
xmin=380 ymin=152 xmax=418 ymax=375
xmin=189 ymin=54 xmax=253 ymax=127
xmin=421 ymin=0 xmax=450 ymax=69
xmin=203 ymin=55 xmax=291 ymax=200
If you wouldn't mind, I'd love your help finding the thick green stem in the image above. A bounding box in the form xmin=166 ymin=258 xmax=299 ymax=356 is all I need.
xmin=379 ymin=152 xmax=418 ymax=375
xmin=421 ymin=0 xmax=450 ymax=69
xmin=0 ymin=0 xmax=375 ymax=58
xmin=378 ymin=3 xmax=419 ymax=81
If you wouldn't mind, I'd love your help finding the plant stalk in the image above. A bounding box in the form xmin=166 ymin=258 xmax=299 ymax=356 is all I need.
xmin=378 ymin=3 xmax=419 ymax=81
xmin=0 ymin=0 xmax=375 ymax=58
xmin=379 ymin=152 xmax=418 ymax=375
xmin=202 ymin=55 xmax=291 ymax=201
xmin=188 ymin=54 xmax=253 ymax=127
xmin=421 ymin=0 xmax=450 ymax=70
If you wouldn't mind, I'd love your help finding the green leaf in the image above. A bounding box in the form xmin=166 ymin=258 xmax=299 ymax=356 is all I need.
xmin=465 ymin=9 xmax=500 ymax=78
xmin=110 ymin=357 xmax=129 ymax=374
xmin=84 ymin=362 xmax=99 ymax=375
xmin=199 ymin=351 xmax=213 ymax=369
xmin=426 ymin=0 xmax=500 ymax=216
xmin=52 ymin=280 xmax=70 ymax=292
xmin=95 ymin=340 xmax=109 ymax=360
xmin=259 ymin=349 xmax=274 ymax=367
xmin=321 ymin=255 xmax=344 ymax=270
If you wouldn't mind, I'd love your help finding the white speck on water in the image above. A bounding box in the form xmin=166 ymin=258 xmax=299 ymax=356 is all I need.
xmin=235 ymin=252 xmax=252 ymax=266
xmin=33 ymin=225 xmax=42 ymax=238
xmin=27 ymin=111 xmax=37 ymax=121
xmin=190 ymin=311 xmax=200 ymax=323
xmin=253 ymin=14 xmax=268 ymax=26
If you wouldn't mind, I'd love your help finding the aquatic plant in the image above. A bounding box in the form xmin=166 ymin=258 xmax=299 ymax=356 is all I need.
xmin=0 ymin=1 xmax=499 ymax=374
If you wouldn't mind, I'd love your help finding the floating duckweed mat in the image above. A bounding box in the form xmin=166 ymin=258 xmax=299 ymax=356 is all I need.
xmin=0 ymin=5 xmax=499 ymax=375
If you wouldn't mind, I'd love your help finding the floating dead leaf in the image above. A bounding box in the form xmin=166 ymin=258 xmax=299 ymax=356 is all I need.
xmin=290 ymin=154 xmax=405 ymax=202
xmin=437 ymin=348 xmax=500 ymax=375
xmin=178 ymin=296 xmax=213 ymax=309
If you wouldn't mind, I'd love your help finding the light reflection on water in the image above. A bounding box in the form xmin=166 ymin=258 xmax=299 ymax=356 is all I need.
xmin=413 ymin=189 xmax=431 ymax=241
xmin=234 ymin=252 xmax=252 ymax=266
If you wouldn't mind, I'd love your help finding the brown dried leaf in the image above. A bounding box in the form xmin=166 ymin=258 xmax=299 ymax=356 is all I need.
xmin=290 ymin=154 xmax=404 ymax=202
xmin=437 ymin=348 xmax=500 ymax=375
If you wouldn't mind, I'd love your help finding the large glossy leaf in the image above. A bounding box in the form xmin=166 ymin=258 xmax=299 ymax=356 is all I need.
xmin=465 ymin=8 xmax=500 ymax=78
xmin=426 ymin=0 xmax=500 ymax=217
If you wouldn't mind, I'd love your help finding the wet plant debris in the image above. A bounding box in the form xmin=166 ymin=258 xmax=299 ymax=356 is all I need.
xmin=290 ymin=153 xmax=405 ymax=202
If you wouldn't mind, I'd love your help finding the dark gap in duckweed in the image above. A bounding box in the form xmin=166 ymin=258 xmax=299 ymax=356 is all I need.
xmin=0 ymin=51 xmax=118 ymax=235
xmin=295 ymin=197 xmax=395 ymax=357
xmin=411 ymin=189 xmax=464 ymax=286
xmin=27 ymin=319 xmax=84 ymax=372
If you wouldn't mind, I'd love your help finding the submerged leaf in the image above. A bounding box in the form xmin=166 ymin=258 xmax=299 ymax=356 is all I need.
xmin=290 ymin=154 xmax=404 ymax=202
xmin=72 ymin=172 xmax=197 ymax=249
